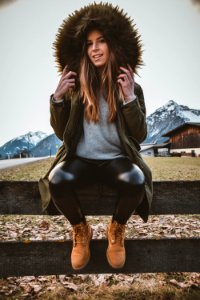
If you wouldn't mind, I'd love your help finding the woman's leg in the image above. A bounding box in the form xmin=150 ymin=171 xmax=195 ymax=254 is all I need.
xmin=102 ymin=157 xmax=145 ymax=224
xmin=48 ymin=157 xmax=94 ymax=270
xmin=48 ymin=157 xmax=94 ymax=225
xmin=100 ymin=157 xmax=145 ymax=269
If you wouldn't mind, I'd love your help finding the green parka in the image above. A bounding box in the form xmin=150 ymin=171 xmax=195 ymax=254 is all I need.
xmin=39 ymin=3 xmax=153 ymax=222
xmin=39 ymin=82 xmax=153 ymax=222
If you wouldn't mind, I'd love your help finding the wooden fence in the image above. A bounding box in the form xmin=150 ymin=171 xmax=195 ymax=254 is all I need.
xmin=0 ymin=180 xmax=199 ymax=277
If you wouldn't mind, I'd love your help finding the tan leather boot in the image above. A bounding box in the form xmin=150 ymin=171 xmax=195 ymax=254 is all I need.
xmin=106 ymin=220 xmax=126 ymax=269
xmin=71 ymin=222 xmax=93 ymax=270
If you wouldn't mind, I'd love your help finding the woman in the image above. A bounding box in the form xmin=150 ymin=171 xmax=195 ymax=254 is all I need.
xmin=39 ymin=3 xmax=153 ymax=271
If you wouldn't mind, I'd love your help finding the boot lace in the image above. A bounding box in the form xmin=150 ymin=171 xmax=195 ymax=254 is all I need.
xmin=111 ymin=222 xmax=125 ymax=245
xmin=73 ymin=223 xmax=88 ymax=247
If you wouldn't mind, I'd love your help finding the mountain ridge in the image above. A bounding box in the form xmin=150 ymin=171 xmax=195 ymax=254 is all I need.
xmin=144 ymin=100 xmax=200 ymax=144
xmin=0 ymin=131 xmax=48 ymax=159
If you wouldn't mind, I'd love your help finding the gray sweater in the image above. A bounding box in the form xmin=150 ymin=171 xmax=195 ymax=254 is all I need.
xmin=76 ymin=95 xmax=126 ymax=159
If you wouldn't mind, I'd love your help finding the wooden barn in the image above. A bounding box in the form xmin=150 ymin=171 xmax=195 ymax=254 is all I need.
xmin=162 ymin=122 xmax=200 ymax=156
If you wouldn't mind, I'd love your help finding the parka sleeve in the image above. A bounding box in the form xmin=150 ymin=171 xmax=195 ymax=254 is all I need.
xmin=50 ymin=95 xmax=71 ymax=141
xmin=120 ymin=83 xmax=147 ymax=143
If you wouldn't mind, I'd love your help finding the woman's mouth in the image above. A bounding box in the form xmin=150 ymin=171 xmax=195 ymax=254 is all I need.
xmin=92 ymin=54 xmax=103 ymax=60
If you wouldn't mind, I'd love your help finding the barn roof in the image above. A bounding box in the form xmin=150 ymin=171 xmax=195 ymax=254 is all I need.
xmin=163 ymin=122 xmax=200 ymax=137
xmin=140 ymin=142 xmax=171 ymax=152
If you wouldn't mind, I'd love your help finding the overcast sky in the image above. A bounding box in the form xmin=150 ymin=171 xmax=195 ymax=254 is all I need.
xmin=0 ymin=0 xmax=200 ymax=146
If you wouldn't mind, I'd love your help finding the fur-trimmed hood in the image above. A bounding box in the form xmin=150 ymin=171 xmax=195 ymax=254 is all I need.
xmin=53 ymin=2 xmax=143 ymax=74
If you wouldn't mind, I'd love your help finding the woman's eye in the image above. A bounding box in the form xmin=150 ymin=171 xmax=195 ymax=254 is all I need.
xmin=87 ymin=42 xmax=92 ymax=47
xmin=86 ymin=38 xmax=105 ymax=47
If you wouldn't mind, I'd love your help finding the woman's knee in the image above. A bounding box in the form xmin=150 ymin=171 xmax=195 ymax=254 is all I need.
xmin=118 ymin=164 xmax=145 ymax=187
xmin=48 ymin=162 xmax=76 ymax=188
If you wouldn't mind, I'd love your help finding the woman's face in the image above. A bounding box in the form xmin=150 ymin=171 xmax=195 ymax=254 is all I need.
xmin=86 ymin=30 xmax=110 ymax=68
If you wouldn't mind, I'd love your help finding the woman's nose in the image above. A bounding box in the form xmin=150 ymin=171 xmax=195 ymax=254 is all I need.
xmin=92 ymin=42 xmax=99 ymax=50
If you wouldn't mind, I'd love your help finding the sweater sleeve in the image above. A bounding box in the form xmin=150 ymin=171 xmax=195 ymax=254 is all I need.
xmin=120 ymin=84 xmax=147 ymax=143
xmin=50 ymin=95 xmax=71 ymax=141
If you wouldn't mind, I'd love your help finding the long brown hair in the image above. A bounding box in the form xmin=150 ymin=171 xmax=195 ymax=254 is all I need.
xmin=79 ymin=35 xmax=121 ymax=123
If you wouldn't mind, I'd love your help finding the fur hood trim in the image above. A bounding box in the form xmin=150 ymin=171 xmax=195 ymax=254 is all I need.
xmin=53 ymin=2 xmax=143 ymax=74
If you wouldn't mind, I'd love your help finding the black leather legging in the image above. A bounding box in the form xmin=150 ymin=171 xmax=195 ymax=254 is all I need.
xmin=49 ymin=156 xmax=145 ymax=225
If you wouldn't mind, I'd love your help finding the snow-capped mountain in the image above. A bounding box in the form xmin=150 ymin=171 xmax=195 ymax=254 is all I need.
xmin=0 ymin=131 xmax=48 ymax=158
xmin=15 ymin=131 xmax=48 ymax=147
xmin=31 ymin=134 xmax=62 ymax=157
xmin=144 ymin=100 xmax=200 ymax=144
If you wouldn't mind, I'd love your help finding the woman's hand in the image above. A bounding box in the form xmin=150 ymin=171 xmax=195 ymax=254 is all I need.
xmin=117 ymin=66 xmax=136 ymax=102
xmin=54 ymin=66 xmax=77 ymax=101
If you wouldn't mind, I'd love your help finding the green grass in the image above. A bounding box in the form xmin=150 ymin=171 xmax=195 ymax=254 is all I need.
xmin=0 ymin=157 xmax=54 ymax=181
xmin=145 ymin=157 xmax=200 ymax=181
xmin=0 ymin=157 xmax=199 ymax=181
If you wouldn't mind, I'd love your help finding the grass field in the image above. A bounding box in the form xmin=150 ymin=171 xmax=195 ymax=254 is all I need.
xmin=0 ymin=156 xmax=199 ymax=181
